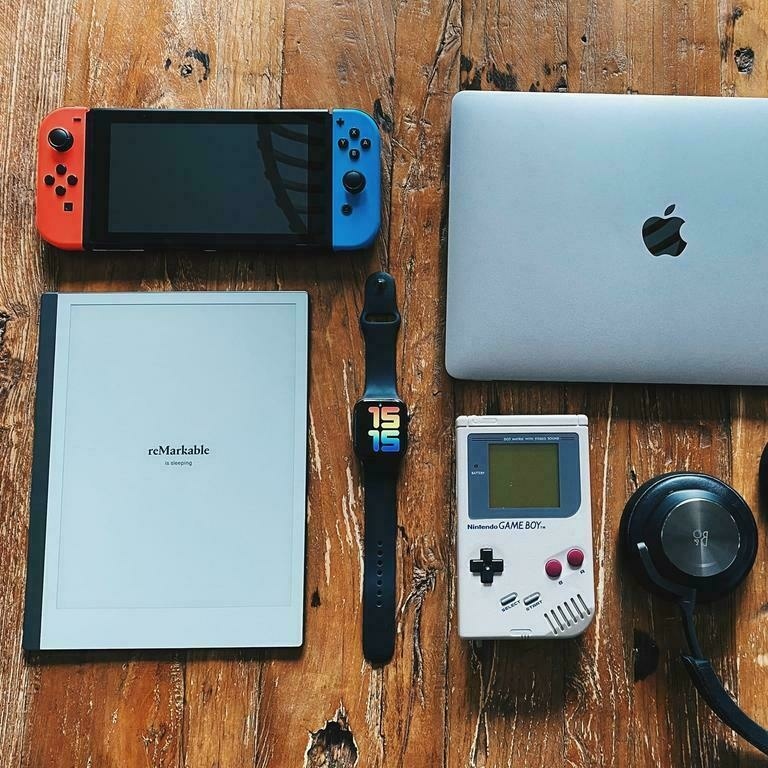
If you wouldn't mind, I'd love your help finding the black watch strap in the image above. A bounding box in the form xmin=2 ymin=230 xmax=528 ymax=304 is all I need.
xmin=361 ymin=272 xmax=400 ymax=397
xmin=362 ymin=468 xmax=398 ymax=664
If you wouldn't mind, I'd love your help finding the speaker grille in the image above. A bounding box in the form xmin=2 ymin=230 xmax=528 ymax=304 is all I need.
xmin=544 ymin=593 xmax=591 ymax=635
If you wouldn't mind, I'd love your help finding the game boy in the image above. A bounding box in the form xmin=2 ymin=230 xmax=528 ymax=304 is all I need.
xmin=456 ymin=415 xmax=595 ymax=639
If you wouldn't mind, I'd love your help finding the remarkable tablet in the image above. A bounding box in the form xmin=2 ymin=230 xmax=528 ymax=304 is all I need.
xmin=24 ymin=291 xmax=308 ymax=650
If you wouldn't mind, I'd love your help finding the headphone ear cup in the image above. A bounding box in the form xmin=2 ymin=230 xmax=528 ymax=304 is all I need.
xmin=620 ymin=472 xmax=758 ymax=603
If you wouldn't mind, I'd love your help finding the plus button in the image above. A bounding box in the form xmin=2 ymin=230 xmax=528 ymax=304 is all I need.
xmin=470 ymin=548 xmax=504 ymax=585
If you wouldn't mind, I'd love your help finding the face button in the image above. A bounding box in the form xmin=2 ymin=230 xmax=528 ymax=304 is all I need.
xmin=469 ymin=547 xmax=504 ymax=585
xmin=55 ymin=185 xmax=66 ymax=196
xmin=361 ymin=138 xmax=372 ymax=150
xmin=67 ymin=174 xmax=78 ymax=186
xmin=349 ymin=127 xmax=360 ymax=139
xmin=338 ymin=138 xmax=349 ymax=150
xmin=44 ymin=174 xmax=55 ymax=186
xmin=545 ymin=559 xmax=562 ymax=578
xmin=349 ymin=148 xmax=360 ymax=161
xmin=342 ymin=170 xmax=366 ymax=194
xmin=341 ymin=204 xmax=352 ymax=216
xmin=55 ymin=164 xmax=67 ymax=175
xmin=567 ymin=548 xmax=585 ymax=568
xmin=48 ymin=127 xmax=74 ymax=152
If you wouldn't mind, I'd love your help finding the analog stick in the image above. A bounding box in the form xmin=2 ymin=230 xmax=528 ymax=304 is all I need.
xmin=48 ymin=128 xmax=74 ymax=152
xmin=342 ymin=170 xmax=366 ymax=194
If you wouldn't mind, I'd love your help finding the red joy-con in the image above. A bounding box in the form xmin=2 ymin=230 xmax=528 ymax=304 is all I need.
xmin=36 ymin=107 xmax=89 ymax=250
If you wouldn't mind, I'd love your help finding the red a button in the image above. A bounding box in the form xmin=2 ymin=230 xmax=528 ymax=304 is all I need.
xmin=567 ymin=548 xmax=585 ymax=568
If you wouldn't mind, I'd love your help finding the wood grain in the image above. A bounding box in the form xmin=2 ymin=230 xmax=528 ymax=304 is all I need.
xmin=1 ymin=0 xmax=767 ymax=766
xmin=0 ymin=2 xmax=72 ymax=768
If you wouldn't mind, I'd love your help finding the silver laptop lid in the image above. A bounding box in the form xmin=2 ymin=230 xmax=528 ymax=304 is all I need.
xmin=446 ymin=91 xmax=768 ymax=384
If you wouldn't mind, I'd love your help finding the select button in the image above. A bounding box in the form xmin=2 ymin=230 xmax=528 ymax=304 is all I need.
xmin=500 ymin=592 xmax=518 ymax=607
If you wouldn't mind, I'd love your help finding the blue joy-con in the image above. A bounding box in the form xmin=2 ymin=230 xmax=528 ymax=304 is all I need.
xmin=331 ymin=109 xmax=381 ymax=250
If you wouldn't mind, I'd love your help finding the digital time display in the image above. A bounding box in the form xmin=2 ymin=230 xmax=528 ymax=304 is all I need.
xmin=353 ymin=400 xmax=408 ymax=462
xmin=367 ymin=405 xmax=402 ymax=452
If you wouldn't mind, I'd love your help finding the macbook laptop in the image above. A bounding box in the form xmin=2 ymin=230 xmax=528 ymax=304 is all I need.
xmin=446 ymin=91 xmax=768 ymax=384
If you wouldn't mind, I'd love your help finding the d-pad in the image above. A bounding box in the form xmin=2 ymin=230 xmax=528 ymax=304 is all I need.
xmin=470 ymin=548 xmax=504 ymax=585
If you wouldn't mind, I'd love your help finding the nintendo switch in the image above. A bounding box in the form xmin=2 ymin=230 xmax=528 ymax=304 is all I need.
xmin=456 ymin=415 xmax=595 ymax=639
xmin=36 ymin=107 xmax=381 ymax=251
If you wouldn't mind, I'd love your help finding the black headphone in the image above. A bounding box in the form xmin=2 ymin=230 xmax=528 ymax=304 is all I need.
xmin=620 ymin=471 xmax=765 ymax=755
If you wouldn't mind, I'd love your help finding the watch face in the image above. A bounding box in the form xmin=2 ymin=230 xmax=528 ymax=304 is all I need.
xmin=353 ymin=400 xmax=408 ymax=463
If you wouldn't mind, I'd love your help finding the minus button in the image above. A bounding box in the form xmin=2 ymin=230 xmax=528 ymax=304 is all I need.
xmin=500 ymin=592 xmax=518 ymax=607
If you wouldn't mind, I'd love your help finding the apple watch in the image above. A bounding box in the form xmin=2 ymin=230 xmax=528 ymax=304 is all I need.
xmin=352 ymin=271 xmax=408 ymax=664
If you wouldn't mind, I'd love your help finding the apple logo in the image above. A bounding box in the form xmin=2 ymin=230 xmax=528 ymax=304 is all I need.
xmin=642 ymin=204 xmax=687 ymax=257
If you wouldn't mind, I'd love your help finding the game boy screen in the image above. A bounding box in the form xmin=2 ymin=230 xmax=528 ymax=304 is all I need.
xmin=488 ymin=443 xmax=560 ymax=508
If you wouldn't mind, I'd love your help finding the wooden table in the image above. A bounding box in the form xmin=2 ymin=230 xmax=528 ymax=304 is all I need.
xmin=2 ymin=1 xmax=767 ymax=766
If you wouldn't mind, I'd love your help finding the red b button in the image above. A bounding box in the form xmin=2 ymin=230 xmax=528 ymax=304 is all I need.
xmin=545 ymin=559 xmax=562 ymax=578
xmin=567 ymin=548 xmax=585 ymax=568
